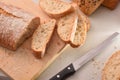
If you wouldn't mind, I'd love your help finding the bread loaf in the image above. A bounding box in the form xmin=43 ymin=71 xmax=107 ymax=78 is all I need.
xmin=0 ymin=2 xmax=40 ymax=50
xmin=57 ymin=11 xmax=78 ymax=43
xmin=102 ymin=0 xmax=119 ymax=10
xmin=72 ymin=0 xmax=104 ymax=15
xmin=31 ymin=19 xmax=56 ymax=58
xmin=39 ymin=0 xmax=73 ymax=18
xmin=102 ymin=51 xmax=120 ymax=80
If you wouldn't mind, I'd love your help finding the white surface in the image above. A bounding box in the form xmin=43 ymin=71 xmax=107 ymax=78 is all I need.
xmin=37 ymin=3 xmax=120 ymax=80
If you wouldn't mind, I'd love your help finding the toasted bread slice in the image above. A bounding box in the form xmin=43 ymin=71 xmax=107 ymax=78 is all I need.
xmin=102 ymin=0 xmax=119 ymax=10
xmin=102 ymin=51 xmax=120 ymax=80
xmin=39 ymin=0 xmax=73 ymax=18
xmin=57 ymin=11 xmax=78 ymax=43
xmin=31 ymin=19 xmax=56 ymax=58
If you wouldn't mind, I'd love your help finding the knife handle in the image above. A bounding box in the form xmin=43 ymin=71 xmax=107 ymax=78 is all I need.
xmin=50 ymin=64 xmax=75 ymax=80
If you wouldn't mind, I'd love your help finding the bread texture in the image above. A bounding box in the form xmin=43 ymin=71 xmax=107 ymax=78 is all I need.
xmin=0 ymin=2 xmax=40 ymax=50
xmin=57 ymin=11 xmax=78 ymax=43
xmin=72 ymin=0 xmax=104 ymax=15
xmin=31 ymin=19 xmax=56 ymax=58
xmin=102 ymin=51 xmax=120 ymax=80
xmin=102 ymin=0 xmax=119 ymax=10
xmin=39 ymin=0 xmax=73 ymax=18
xmin=70 ymin=8 xmax=89 ymax=47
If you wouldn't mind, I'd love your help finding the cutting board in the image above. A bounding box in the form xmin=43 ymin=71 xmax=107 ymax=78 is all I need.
xmin=0 ymin=0 xmax=66 ymax=80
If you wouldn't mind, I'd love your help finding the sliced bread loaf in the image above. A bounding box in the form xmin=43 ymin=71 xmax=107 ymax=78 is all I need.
xmin=31 ymin=19 xmax=56 ymax=58
xmin=0 ymin=2 xmax=40 ymax=50
xmin=39 ymin=0 xmax=73 ymax=18
xmin=102 ymin=51 xmax=120 ymax=80
xmin=57 ymin=11 xmax=78 ymax=43
xmin=70 ymin=8 xmax=89 ymax=47
xmin=102 ymin=0 xmax=119 ymax=10
xmin=72 ymin=0 xmax=104 ymax=15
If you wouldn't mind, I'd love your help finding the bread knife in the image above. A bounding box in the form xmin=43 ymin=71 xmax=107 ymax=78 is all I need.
xmin=49 ymin=32 xmax=119 ymax=80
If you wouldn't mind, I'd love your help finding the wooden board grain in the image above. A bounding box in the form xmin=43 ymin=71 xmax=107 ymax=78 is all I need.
xmin=0 ymin=0 xmax=66 ymax=80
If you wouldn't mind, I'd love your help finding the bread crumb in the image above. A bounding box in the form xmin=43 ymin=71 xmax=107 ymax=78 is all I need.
xmin=92 ymin=59 xmax=104 ymax=71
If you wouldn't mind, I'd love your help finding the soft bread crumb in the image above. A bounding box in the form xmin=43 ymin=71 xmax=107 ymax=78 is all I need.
xmin=70 ymin=8 xmax=89 ymax=47
xmin=32 ymin=19 xmax=56 ymax=58
xmin=57 ymin=11 xmax=78 ymax=43
xmin=102 ymin=51 xmax=120 ymax=80
xmin=40 ymin=0 xmax=73 ymax=18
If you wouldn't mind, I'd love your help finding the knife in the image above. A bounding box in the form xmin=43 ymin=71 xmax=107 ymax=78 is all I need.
xmin=49 ymin=32 xmax=119 ymax=80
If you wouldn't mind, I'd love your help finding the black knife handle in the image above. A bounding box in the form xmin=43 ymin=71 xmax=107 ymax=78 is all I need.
xmin=50 ymin=64 xmax=75 ymax=80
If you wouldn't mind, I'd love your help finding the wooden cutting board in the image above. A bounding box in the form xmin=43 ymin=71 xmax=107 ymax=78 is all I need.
xmin=0 ymin=0 xmax=66 ymax=80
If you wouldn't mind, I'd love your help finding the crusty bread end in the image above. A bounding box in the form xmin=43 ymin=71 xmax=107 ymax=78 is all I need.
xmin=0 ymin=2 xmax=40 ymax=50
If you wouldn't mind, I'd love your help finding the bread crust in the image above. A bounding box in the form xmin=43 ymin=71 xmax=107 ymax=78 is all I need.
xmin=102 ymin=0 xmax=119 ymax=10
xmin=70 ymin=5 xmax=90 ymax=47
xmin=70 ymin=13 xmax=87 ymax=47
xmin=57 ymin=4 xmax=90 ymax=47
xmin=57 ymin=11 xmax=78 ymax=43
xmin=39 ymin=0 xmax=74 ymax=18
xmin=0 ymin=2 xmax=40 ymax=50
xmin=102 ymin=51 xmax=120 ymax=80
xmin=72 ymin=0 xmax=104 ymax=15
xmin=31 ymin=19 xmax=56 ymax=58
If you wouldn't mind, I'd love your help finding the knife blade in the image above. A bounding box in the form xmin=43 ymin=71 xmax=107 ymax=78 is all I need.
xmin=49 ymin=32 xmax=119 ymax=80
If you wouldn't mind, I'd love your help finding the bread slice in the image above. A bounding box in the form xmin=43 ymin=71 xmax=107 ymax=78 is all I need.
xmin=31 ymin=19 xmax=56 ymax=58
xmin=0 ymin=2 xmax=40 ymax=50
xmin=39 ymin=0 xmax=73 ymax=18
xmin=72 ymin=0 xmax=104 ymax=15
xmin=72 ymin=3 xmax=90 ymax=32
xmin=57 ymin=11 xmax=78 ymax=43
xmin=102 ymin=51 xmax=120 ymax=80
xmin=102 ymin=0 xmax=119 ymax=10
xmin=70 ymin=8 xmax=89 ymax=47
